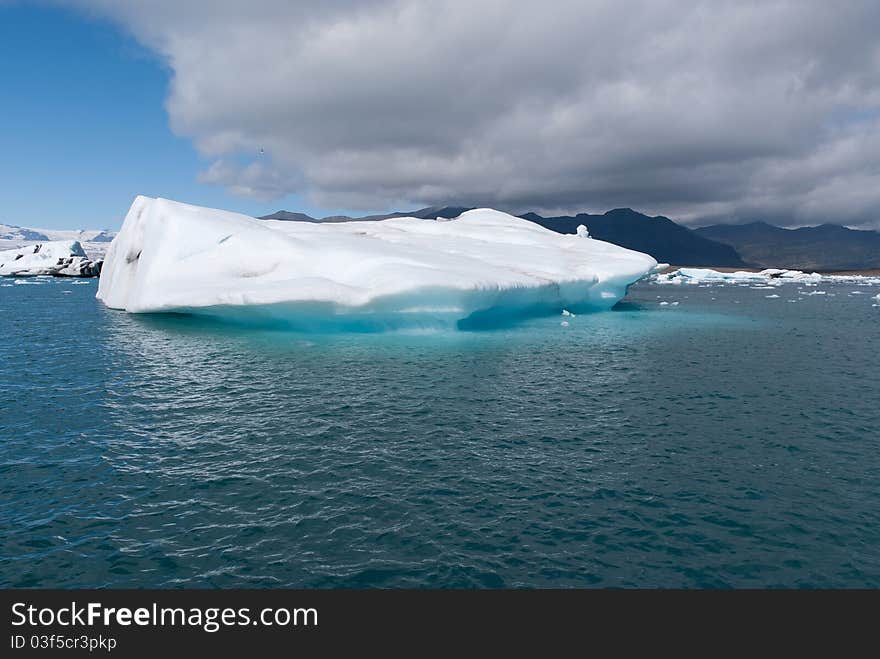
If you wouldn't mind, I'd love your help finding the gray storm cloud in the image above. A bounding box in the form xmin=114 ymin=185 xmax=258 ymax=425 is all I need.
xmin=69 ymin=0 xmax=880 ymax=226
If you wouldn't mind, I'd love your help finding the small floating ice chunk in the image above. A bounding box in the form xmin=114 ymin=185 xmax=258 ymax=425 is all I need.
xmin=560 ymin=320 xmax=570 ymax=327
xmin=576 ymin=224 xmax=590 ymax=238
xmin=765 ymin=294 xmax=780 ymax=298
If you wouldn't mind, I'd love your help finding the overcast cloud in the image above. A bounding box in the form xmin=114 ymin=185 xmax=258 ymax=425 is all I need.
xmin=67 ymin=0 xmax=880 ymax=226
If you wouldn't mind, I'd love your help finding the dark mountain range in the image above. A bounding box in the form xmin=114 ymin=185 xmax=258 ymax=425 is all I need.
xmin=260 ymin=210 xmax=321 ymax=223
xmin=695 ymin=222 xmax=880 ymax=271
xmin=259 ymin=206 xmax=472 ymax=223
xmin=522 ymin=208 xmax=746 ymax=267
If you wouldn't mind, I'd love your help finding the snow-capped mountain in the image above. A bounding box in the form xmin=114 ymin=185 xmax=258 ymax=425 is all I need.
xmin=0 ymin=223 xmax=116 ymax=260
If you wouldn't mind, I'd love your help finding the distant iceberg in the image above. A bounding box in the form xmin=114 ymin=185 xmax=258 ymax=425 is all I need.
xmin=97 ymin=197 xmax=657 ymax=330
xmin=654 ymin=267 xmax=880 ymax=286
xmin=0 ymin=241 xmax=102 ymax=277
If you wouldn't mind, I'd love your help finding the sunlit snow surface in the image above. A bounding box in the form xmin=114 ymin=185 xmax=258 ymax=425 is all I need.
xmin=97 ymin=197 xmax=658 ymax=330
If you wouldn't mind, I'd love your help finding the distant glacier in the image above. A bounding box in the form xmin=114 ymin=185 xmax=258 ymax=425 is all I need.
xmin=0 ymin=222 xmax=115 ymax=262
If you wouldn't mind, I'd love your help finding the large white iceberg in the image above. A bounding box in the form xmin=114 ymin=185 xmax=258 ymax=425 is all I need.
xmin=97 ymin=197 xmax=657 ymax=330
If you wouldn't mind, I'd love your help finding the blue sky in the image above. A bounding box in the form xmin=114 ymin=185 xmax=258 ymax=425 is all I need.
xmin=0 ymin=4 xmax=359 ymax=230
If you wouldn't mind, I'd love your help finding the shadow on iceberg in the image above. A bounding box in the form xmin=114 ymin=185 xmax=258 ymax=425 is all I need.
xmin=609 ymin=300 xmax=647 ymax=312
xmin=130 ymin=282 xmax=631 ymax=334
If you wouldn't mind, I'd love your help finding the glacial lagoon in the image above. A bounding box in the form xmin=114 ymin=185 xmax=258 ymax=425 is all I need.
xmin=1 ymin=276 xmax=879 ymax=587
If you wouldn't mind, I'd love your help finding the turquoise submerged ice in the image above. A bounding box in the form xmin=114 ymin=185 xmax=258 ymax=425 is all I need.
xmin=97 ymin=197 xmax=657 ymax=330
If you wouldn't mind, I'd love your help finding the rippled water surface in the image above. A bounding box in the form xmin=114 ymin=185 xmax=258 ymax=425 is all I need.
xmin=2 ymin=277 xmax=879 ymax=587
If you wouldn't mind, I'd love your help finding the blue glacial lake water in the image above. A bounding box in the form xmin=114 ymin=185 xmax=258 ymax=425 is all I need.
xmin=1 ymin=276 xmax=879 ymax=588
